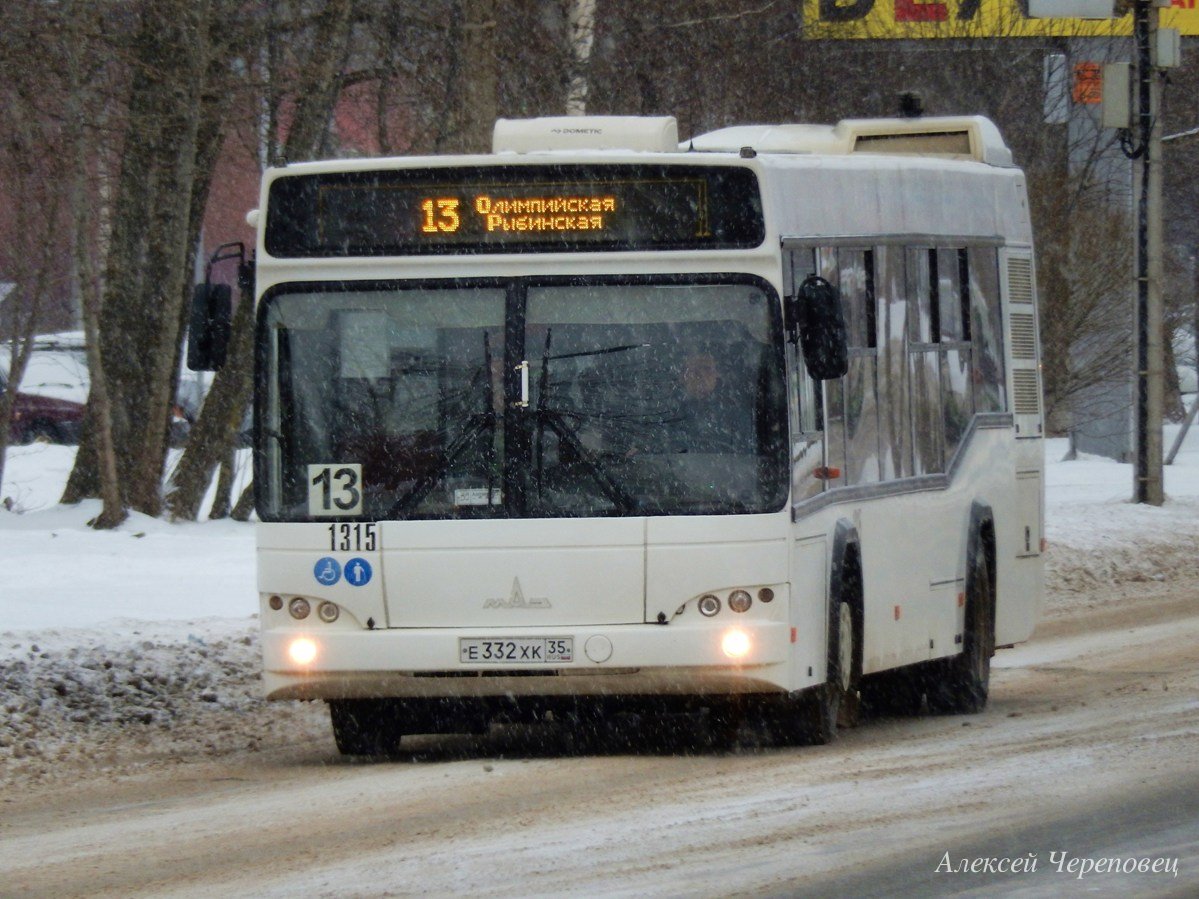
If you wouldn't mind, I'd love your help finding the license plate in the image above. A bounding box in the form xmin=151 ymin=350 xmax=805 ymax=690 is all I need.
xmin=459 ymin=637 xmax=573 ymax=664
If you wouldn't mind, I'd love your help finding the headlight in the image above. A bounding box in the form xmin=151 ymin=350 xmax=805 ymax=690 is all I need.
xmin=698 ymin=594 xmax=721 ymax=617
xmin=721 ymin=628 xmax=751 ymax=660
xmin=288 ymin=637 xmax=318 ymax=666
xmin=288 ymin=597 xmax=311 ymax=620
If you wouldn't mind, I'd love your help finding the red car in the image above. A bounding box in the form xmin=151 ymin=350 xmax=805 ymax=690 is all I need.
xmin=1 ymin=369 xmax=85 ymax=444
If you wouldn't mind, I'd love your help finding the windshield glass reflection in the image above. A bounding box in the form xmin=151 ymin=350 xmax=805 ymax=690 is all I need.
xmin=259 ymin=280 xmax=786 ymax=520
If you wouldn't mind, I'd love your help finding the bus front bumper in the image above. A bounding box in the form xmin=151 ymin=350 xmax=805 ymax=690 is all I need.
xmin=261 ymin=620 xmax=793 ymax=701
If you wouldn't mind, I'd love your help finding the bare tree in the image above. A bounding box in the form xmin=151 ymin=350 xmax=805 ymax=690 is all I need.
xmin=60 ymin=0 xmax=212 ymax=515
xmin=0 ymin=4 xmax=79 ymax=494
xmin=18 ymin=0 xmax=1183 ymax=529
xmin=166 ymin=0 xmax=367 ymax=522
xmin=60 ymin=0 xmax=276 ymax=519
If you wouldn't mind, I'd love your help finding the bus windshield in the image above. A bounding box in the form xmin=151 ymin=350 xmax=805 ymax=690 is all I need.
xmin=257 ymin=279 xmax=788 ymax=521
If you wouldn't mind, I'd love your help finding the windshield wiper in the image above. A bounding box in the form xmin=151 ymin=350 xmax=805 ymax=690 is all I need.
xmin=546 ymin=342 xmax=651 ymax=362
xmin=533 ymin=329 xmax=639 ymax=514
xmin=385 ymin=335 xmax=496 ymax=517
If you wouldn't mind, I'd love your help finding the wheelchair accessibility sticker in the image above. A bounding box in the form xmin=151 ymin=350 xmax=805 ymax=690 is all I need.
xmin=314 ymin=557 xmax=342 ymax=586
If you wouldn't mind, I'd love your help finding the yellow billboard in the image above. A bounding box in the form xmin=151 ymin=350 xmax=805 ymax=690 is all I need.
xmin=802 ymin=0 xmax=1199 ymax=39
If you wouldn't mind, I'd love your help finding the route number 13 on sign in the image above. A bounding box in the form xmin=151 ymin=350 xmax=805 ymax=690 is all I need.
xmin=308 ymin=463 xmax=363 ymax=516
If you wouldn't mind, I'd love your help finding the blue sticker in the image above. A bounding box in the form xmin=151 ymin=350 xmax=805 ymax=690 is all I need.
xmin=344 ymin=557 xmax=373 ymax=587
xmin=314 ymin=557 xmax=342 ymax=586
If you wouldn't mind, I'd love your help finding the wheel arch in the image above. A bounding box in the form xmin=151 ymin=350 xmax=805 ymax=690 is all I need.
xmin=829 ymin=518 xmax=863 ymax=610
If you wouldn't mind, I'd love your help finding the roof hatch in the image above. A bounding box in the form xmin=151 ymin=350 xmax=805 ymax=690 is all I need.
xmin=492 ymin=116 xmax=680 ymax=154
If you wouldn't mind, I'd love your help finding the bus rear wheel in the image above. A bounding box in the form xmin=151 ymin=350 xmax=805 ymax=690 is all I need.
xmin=927 ymin=549 xmax=995 ymax=714
xmin=860 ymin=668 xmax=925 ymax=717
xmin=328 ymin=699 xmax=405 ymax=756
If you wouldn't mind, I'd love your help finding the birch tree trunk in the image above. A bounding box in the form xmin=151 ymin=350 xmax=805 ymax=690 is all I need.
xmin=565 ymin=0 xmax=597 ymax=116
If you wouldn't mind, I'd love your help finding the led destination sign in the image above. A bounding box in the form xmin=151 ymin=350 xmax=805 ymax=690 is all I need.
xmin=422 ymin=193 xmax=618 ymax=236
xmin=265 ymin=164 xmax=764 ymax=257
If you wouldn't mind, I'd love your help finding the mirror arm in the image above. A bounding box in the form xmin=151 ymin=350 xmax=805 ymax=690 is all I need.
xmin=187 ymin=243 xmax=249 ymax=372
xmin=783 ymin=293 xmax=801 ymax=345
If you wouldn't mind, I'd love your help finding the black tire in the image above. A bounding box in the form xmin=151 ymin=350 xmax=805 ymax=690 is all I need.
xmin=795 ymin=683 xmax=839 ymax=746
xmin=703 ymin=701 xmax=744 ymax=751
xmin=927 ymin=549 xmax=995 ymax=714
xmin=833 ymin=596 xmax=864 ymax=730
xmin=860 ymin=668 xmax=924 ymax=718
xmin=11 ymin=420 xmax=35 ymax=445
xmin=27 ymin=420 xmax=64 ymax=443
xmin=771 ymin=592 xmax=861 ymax=746
xmin=328 ymin=699 xmax=404 ymax=756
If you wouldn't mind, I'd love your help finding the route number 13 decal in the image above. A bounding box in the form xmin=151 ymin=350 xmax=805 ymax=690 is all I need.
xmin=308 ymin=463 xmax=363 ymax=517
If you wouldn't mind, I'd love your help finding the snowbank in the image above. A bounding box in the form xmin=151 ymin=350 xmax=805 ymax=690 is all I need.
xmin=1045 ymin=430 xmax=1199 ymax=594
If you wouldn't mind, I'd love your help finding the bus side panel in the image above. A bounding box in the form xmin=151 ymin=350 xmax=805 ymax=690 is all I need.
xmin=855 ymin=494 xmax=960 ymax=673
xmin=997 ymin=556 xmax=1044 ymax=646
xmin=793 ymin=422 xmax=1035 ymax=677
xmin=996 ymin=459 xmax=1045 ymax=646
xmin=789 ymin=534 xmax=828 ymax=691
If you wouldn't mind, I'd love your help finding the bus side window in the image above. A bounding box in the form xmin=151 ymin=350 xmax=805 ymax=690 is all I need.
xmin=940 ymin=247 xmax=975 ymax=461
xmin=790 ymin=341 xmax=824 ymax=501
xmin=907 ymin=247 xmax=946 ymax=476
xmin=841 ymin=247 xmax=881 ymax=486
xmin=817 ymin=248 xmax=846 ymax=487
xmin=787 ymin=247 xmax=823 ymax=436
xmin=968 ymin=247 xmax=1006 ymax=412
xmin=788 ymin=247 xmax=825 ymax=500
xmin=876 ymin=245 xmax=913 ymax=480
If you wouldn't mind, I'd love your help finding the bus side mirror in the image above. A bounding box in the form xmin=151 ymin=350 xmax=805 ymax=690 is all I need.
xmin=787 ymin=275 xmax=848 ymax=381
xmin=187 ymin=282 xmax=233 ymax=371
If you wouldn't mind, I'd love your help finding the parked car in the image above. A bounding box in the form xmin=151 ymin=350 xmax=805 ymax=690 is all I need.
xmin=1 ymin=332 xmax=88 ymax=445
xmin=1 ymin=368 xmax=85 ymax=444
xmin=3 ymin=331 xmax=201 ymax=446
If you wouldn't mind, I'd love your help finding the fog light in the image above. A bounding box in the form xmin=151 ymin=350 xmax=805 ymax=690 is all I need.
xmin=728 ymin=590 xmax=752 ymax=613
xmin=698 ymin=594 xmax=721 ymax=617
xmin=758 ymin=587 xmax=774 ymax=603
xmin=318 ymin=601 xmax=340 ymax=623
xmin=721 ymin=628 xmax=751 ymax=660
xmin=288 ymin=637 xmax=318 ymax=666
xmin=288 ymin=597 xmax=311 ymax=620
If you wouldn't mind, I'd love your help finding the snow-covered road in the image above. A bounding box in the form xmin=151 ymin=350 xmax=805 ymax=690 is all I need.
xmin=1 ymin=574 xmax=1196 ymax=897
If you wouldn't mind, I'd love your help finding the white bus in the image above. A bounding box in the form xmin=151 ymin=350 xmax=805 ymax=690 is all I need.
xmin=191 ymin=113 xmax=1044 ymax=754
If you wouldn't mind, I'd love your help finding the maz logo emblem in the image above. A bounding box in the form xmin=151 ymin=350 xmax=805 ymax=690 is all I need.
xmin=484 ymin=577 xmax=551 ymax=609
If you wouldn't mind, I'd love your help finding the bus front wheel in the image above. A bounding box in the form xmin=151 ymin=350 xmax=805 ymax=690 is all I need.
xmin=773 ymin=595 xmax=861 ymax=746
xmin=328 ymin=699 xmax=405 ymax=756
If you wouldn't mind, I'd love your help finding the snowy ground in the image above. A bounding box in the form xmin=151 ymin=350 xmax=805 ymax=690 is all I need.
xmin=2 ymin=425 xmax=1199 ymax=786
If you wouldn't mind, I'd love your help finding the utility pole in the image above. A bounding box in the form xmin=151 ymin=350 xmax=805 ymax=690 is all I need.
xmin=1132 ymin=0 xmax=1164 ymax=505
xmin=1033 ymin=0 xmax=1179 ymax=503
